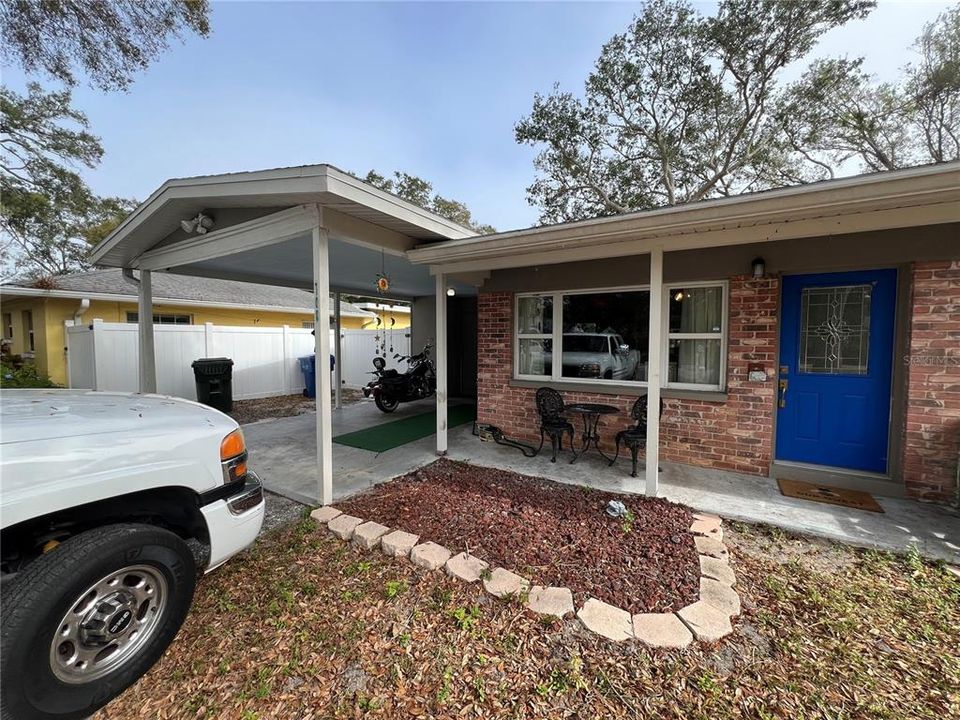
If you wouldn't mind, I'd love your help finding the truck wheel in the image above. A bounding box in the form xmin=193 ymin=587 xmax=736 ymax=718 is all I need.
xmin=0 ymin=524 xmax=197 ymax=720
xmin=375 ymin=394 xmax=399 ymax=413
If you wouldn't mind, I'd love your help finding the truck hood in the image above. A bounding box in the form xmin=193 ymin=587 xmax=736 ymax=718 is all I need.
xmin=0 ymin=390 xmax=233 ymax=444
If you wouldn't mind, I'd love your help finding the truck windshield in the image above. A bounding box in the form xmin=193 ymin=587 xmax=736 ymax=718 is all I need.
xmin=563 ymin=335 xmax=608 ymax=353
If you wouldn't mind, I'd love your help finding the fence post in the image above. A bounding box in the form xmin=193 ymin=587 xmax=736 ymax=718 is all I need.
xmin=204 ymin=322 xmax=214 ymax=357
xmin=63 ymin=320 xmax=74 ymax=388
xmin=91 ymin=319 xmax=103 ymax=390
xmin=281 ymin=325 xmax=290 ymax=394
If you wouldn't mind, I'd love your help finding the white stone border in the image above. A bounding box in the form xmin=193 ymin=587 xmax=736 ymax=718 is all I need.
xmin=310 ymin=506 xmax=740 ymax=647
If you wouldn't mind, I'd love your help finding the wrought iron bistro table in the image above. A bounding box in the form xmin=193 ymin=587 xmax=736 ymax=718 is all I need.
xmin=565 ymin=403 xmax=620 ymax=464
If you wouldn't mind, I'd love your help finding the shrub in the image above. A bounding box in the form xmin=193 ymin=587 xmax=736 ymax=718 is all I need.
xmin=0 ymin=361 xmax=57 ymax=388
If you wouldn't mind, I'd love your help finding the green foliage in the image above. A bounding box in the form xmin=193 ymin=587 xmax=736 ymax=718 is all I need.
xmin=362 ymin=170 xmax=496 ymax=234
xmin=0 ymin=1 xmax=208 ymax=277
xmin=515 ymin=0 xmax=958 ymax=223
xmin=0 ymin=0 xmax=211 ymax=91
xmin=449 ymin=604 xmax=481 ymax=631
xmin=384 ymin=579 xmax=407 ymax=599
xmin=905 ymin=6 xmax=960 ymax=163
xmin=0 ymin=360 xmax=57 ymax=388
xmin=516 ymin=0 xmax=875 ymax=222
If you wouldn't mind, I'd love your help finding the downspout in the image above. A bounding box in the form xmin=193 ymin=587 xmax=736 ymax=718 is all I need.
xmin=74 ymin=298 xmax=90 ymax=324
xmin=122 ymin=267 xmax=138 ymax=285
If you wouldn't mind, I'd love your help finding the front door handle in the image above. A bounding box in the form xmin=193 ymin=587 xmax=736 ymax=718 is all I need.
xmin=778 ymin=379 xmax=788 ymax=408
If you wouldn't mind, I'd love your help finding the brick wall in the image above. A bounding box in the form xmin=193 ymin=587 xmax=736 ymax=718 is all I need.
xmin=476 ymin=276 xmax=778 ymax=475
xmin=902 ymin=260 xmax=960 ymax=504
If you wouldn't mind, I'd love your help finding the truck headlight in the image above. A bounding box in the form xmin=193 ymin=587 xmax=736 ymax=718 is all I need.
xmin=578 ymin=362 xmax=602 ymax=378
xmin=220 ymin=429 xmax=248 ymax=484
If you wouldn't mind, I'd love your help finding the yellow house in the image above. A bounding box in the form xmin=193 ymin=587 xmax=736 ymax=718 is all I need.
xmin=1 ymin=269 xmax=410 ymax=385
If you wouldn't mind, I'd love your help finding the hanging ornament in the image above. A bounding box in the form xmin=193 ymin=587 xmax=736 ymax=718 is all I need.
xmin=389 ymin=316 xmax=396 ymax=353
xmin=376 ymin=249 xmax=390 ymax=294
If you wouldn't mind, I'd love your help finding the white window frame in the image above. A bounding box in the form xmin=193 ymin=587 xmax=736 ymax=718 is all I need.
xmin=514 ymin=294 xmax=559 ymax=382
xmin=125 ymin=311 xmax=193 ymax=325
xmin=662 ymin=280 xmax=728 ymax=392
xmin=513 ymin=281 xmax=728 ymax=392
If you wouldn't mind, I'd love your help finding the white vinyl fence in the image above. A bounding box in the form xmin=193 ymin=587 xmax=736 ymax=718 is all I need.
xmin=66 ymin=321 xmax=410 ymax=401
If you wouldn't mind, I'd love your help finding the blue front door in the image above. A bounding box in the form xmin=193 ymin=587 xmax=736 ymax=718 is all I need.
xmin=775 ymin=269 xmax=897 ymax=473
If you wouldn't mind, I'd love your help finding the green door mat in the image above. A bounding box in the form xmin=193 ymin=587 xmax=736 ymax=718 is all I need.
xmin=333 ymin=404 xmax=477 ymax=452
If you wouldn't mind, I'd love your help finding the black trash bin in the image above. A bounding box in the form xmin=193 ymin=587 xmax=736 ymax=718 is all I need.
xmin=192 ymin=357 xmax=234 ymax=412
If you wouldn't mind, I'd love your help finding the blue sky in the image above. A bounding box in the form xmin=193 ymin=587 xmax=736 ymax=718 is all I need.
xmin=4 ymin=0 xmax=954 ymax=232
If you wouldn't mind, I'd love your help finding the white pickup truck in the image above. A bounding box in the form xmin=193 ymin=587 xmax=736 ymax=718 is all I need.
xmin=0 ymin=389 xmax=265 ymax=720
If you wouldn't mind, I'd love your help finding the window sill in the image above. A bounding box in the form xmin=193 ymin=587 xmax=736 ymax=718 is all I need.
xmin=507 ymin=378 xmax=728 ymax=402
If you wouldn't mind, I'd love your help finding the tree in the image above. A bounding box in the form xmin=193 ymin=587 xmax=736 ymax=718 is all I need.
xmin=775 ymin=7 xmax=960 ymax=177
xmin=0 ymin=0 xmax=210 ymax=277
xmin=362 ymin=170 xmax=496 ymax=234
xmin=515 ymin=0 xmax=875 ymax=223
xmin=0 ymin=82 xmax=106 ymax=278
xmin=0 ymin=0 xmax=210 ymax=91
xmin=905 ymin=6 xmax=960 ymax=163
xmin=774 ymin=58 xmax=916 ymax=175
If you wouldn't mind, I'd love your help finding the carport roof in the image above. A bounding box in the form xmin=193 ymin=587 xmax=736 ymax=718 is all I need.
xmin=89 ymin=164 xmax=477 ymax=269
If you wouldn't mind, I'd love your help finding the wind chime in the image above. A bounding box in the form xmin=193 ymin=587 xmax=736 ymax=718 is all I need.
xmin=373 ymin=250 xmax=391 ymax=359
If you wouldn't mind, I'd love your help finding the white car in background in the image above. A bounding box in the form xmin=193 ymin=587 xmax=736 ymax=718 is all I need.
xmin=0 ymin=390 xmax=265 ymax=720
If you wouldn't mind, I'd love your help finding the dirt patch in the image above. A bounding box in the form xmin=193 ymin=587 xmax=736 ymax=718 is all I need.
xmin=724 ymin=521 xmax=859 ymax=576
xmin=229 ymin=389 xmax=365 ymax=425
xmin=338 ymin=458 xmax=699 ymax=614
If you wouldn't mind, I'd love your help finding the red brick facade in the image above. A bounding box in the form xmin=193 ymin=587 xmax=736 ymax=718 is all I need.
xmin=902 ymin=260 xmax=960 ymax=504
xmin=477 ymin=266 xmax=960 ymax=504
xmin=476 ymin=276 xmax=778 ymax=475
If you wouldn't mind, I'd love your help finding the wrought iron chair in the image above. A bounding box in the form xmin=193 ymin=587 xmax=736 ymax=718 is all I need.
xmin=609 ymin=395 xmax=665 ymax=477
xmin=535 ymin=387 xmax=575 ymax=463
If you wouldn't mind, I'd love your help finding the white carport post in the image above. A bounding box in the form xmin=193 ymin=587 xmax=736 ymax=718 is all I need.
xmin=334 ymin=291 xmax=343 ymax=410
xmin=137 ymin=269 xmax=157 ymax=394
xmin=312 ymin=219 xmax=334 ymax=506
xmin=435 ymin=272 xmax=448 ymax=455
xmin=645 ymin=246 xmax=664 ymax=496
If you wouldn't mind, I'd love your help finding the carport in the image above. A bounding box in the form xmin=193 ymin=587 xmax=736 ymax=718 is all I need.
xmin=89 ymin=165 xmax=480 ymax=505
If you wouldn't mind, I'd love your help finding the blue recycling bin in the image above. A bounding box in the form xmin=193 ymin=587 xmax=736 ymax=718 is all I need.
xmin=299 ymin=355 xmax=317 ymax=398
xmin=298 ymin=354 xmax=336 ymax=398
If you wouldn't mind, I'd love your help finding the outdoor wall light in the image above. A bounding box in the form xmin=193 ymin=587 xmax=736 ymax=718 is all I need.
xmin=180 ymin=212 xmax=215 ymax=235
xmin=751 ymin=257 xmax=766 ymax=278
xmin=446 ymin=287 xmax=456 ymax=297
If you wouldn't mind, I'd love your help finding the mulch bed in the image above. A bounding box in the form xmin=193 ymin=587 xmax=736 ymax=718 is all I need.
xmin=338 ymin=458 xmax=699 ymax=614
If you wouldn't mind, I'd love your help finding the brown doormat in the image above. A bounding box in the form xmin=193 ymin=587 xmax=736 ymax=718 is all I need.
xmin=777 ymin=479 xmax=885 ymax=513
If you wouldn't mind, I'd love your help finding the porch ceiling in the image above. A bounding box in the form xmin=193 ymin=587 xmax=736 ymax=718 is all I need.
xmin=166 ymin=234 xmax=477 ymax=298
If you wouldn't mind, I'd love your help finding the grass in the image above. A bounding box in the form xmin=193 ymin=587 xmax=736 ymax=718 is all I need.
xmin=95 ymin=514 xmax=959 ymax=720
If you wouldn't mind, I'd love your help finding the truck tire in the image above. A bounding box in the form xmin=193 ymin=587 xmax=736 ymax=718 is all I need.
xmin=0 ymin=524 xmax=197 ymax=720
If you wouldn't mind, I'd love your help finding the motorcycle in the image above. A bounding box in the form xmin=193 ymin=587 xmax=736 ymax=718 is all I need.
xmin=362 ymin=343 xmax=436 ymax=413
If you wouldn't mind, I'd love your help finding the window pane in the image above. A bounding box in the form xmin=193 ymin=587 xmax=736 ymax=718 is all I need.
xmin=669 ymin=286 xmax=723 ymax=333
xmin=518 ymin=338 xmax=553 ymax=376
xmin=517 ymin=296 xmax=552 ymax=334
xmin=560 ymin=291 xmax=648 ymax=380
xmin=668 ymin=339 xmax=721 ymax=385
xmin=799 ymin=285 xmax=870 ymax=375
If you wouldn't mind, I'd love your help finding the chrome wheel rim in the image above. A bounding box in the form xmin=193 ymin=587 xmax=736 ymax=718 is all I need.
xmin=49 ymin=564 xmax=168 ymax=684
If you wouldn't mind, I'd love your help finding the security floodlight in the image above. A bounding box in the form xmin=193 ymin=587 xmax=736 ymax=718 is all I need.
xmin=181 ymin=212 xmax=215 ymax=235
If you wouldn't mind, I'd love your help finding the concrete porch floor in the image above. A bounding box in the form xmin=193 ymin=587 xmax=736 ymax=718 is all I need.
xmin=244 ymin=401 xmax=960 ymax=564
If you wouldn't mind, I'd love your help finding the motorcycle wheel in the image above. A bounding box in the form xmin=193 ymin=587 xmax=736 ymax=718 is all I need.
xmin=375 ymin=394 xmax=399 ymax=413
